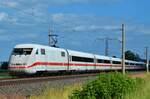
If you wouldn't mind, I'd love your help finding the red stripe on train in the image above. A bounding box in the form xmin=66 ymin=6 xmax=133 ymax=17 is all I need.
xmin=9 ymin=62 xmax=113 ymax=69
xmin=9 ymin=62 xmax=143 ymax=69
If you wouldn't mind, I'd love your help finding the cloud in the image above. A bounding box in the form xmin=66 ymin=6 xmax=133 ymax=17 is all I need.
xmin=0 ymin=10 xmax=150 ymax=43
xmin=59 ymin=0 xmax=121 ymax=5
xmin=0 ymin=29 xmax=7 ymax=35
xmin=125 ymin=23 xmax=150 ymax=35
xmin=70 ymin=25 xmax=120 ymax=32
xmin=0 ymin=0 xmax=121 ymax=10
xmin=0 ymin=27 xmax=40 ymax=42
xmin=0 ymin=0 xmax=149 ymax=43
xmin=20 ymin=33 xmax=40 ymax=39
xmin=0 ymin=12 xmax=18 ymax=24
xmin=48 ymin=13 xmax=122 ymax=35
xmin=50 ymin=13 xmax=150 ymax=36
xmin=0 ymin=30 xmax=15 ymax=41
xmin=19 ymin=0 xmax=120 ymax=6
xmin=0 ymin=1 xmax=18 ymax=8
xmin=0 ymin=12 xmax=8 ymax=21
xmin=0 ymin=31 xmax=40 ymax=42
xmin=51 ymin=13 xmax=65 ymax=23
xmin=0 ymin=0 xmax=121 ymax=26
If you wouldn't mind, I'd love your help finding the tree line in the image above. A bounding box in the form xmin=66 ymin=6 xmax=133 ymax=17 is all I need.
xmin=125 ymin=50 xmax=141 ymax=61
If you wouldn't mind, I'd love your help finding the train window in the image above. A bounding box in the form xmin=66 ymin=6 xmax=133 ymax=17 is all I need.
xmin=125 ymin=62 xmax=129 ymax=65
xmin=104 ymin=60 xmax=110 ymax=63
xmin=72 ymin=56 xmax=94 ymax=63
xmin=137 ymin=64 xmax=141 ymax=66
xmin=135 ymin=64 xmax=139 ymax=66
xmin=61 ymin=51 xmax=65 ymax=57
xmin=13 ymin=48 xmax=22 ymax=55
xmin=97 ymin=59 xmax=104 ymax=63
xmin=130 ymin=63 xmax=134 ymax=65
xmin=12 ymin=48 xmax=33 ymax=55
xmin=36 ymin=49 xmax=38 ymax=54
xmin=41 ymin=49 xmax=45 ymax=55
xmin=113 ymin=61 xmax=121 ymax=64
xmin=141 ymin=64 xmax=145 ymax=66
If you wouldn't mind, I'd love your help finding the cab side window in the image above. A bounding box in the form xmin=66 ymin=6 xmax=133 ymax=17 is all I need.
xmin=41 ymin=49 xmax=45 ymax=55
xmin=36 ymin=49 xmax=38 ymax=55
xmin=61 ymin=51 xmax=65 ymax=57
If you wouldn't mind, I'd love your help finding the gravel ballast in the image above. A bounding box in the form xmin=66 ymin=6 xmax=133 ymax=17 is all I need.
xmin=0 ymin=76 xmax=97 ymax=97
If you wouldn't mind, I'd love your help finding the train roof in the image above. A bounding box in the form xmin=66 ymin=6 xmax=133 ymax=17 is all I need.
xmin=68 ymin=50 xmax=95 ymax=58
xmin=14 ymin=43 xmax=65 ymax=51
xmin=94 ymin=55 xmax=112 ymax=60
xmin=15 ymin=44 xmax=45 ymax=48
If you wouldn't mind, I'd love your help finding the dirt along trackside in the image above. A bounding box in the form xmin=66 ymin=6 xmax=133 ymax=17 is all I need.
xmin=128 ymin=72 xmax=148 ymax=78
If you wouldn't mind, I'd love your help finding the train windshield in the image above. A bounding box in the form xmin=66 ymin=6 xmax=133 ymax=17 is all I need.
xmin=12 ymin=48 xmax=33 ymax=55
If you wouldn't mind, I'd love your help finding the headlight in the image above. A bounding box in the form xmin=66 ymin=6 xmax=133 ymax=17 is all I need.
xmin=11 ymin=63 xmax=27 ymax=66
xmin=16 ymin=63 xmax=22 ymax=65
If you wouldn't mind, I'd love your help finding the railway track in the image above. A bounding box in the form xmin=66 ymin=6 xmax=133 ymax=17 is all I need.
xmin=0 ymin=71 xmax=146 ymax=86
xmin=0 ymin=73 xmax=99 ymax=86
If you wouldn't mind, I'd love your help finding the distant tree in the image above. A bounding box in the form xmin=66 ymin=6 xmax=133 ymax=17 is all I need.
xmin=0 ymin=62 xmax=8 ymax=69
xmin=135 ymin=53 xmax=141 ymax=61
xmin=112 ymin=56 xmax=117 ymax=58
xmin=125 ymin=50 xmax=141 ymax=61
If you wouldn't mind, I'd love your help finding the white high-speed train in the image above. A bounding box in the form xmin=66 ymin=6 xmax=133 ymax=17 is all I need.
xmin=8 ymin=44 xmax=145 ymax=75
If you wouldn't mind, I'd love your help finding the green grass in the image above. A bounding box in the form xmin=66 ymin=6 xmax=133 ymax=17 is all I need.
xmin=30 ymin=84 xmax=82 ymax=99
xmin=0 ymin=69 xmax=15 ymax=78
xmin=29 ymin=73 xmax=150 ymax=99
xmin=70 ymin=72 xmax=144 ymax=99
xmin=125 ymin=74 xmax=150 ymax=99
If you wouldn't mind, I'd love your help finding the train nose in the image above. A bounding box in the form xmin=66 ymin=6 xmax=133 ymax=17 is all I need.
xmin=9 ymin=63 xmax=27 ymax=67
xmin=9 ymin=55 xmax=29 ymax=69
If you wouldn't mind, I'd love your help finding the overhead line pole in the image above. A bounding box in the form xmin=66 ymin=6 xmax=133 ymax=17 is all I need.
xmin=97 ymin=37 xmax=118 ymax=56
xmin=48 ymin=28 xmax=52 ymax=46
xmin=122 ymin=24 xmax=126 ymax=74
xmin=145 ymin=47 xmax=149 ymax=73
xmin=105 ymin=37 xmax=109 ymax=56
xmin=48 ymin=27 xmax=58 ymax=47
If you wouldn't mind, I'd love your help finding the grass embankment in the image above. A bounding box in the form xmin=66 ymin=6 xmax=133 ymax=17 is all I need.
xmin=70 ymin=72 xmax=144 ymax=99
xmin=125 ymin=73 xmax=150 ymax=99
xmin=0 ymin=69 xmax=14 ymax=78
xmin=30 ymin=84 xmax=82 ymax=99
xmin=30 ymin=72 xmax=150 ymax=99
xmin=3 ymin=72 xmax=149 ymax=99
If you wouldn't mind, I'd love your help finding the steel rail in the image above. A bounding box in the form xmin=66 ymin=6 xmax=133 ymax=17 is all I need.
xmin=0 ymin=73 xmax=99 ymax=86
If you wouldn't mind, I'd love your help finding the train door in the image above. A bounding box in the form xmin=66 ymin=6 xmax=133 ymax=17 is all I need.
xmin=110 ymin=58 xmax=113 ymax=70
xmin=65 ymin=49 xmax=70 ymax=71
xmin=94 ymin=55 xmax=96 ymax=70
xmin=40 ymin=48 xmax=47 ymax=71
xmin=35 ymin=48 xmax=47 ymax=71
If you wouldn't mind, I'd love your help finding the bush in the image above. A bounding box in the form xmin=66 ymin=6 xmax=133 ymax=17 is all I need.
xmin=70 ymin=72 xmax=144 ymax=99
xmin=0 ymin=61 xmax=8 ymax=69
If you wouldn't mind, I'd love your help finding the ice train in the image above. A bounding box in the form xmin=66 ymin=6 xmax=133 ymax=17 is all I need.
xmin=8 ymin=44 xmax=146 ymax=75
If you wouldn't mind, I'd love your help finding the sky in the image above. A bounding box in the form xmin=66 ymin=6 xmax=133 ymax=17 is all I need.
xmin=0 ymin=0 xmax=150 ymax=61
